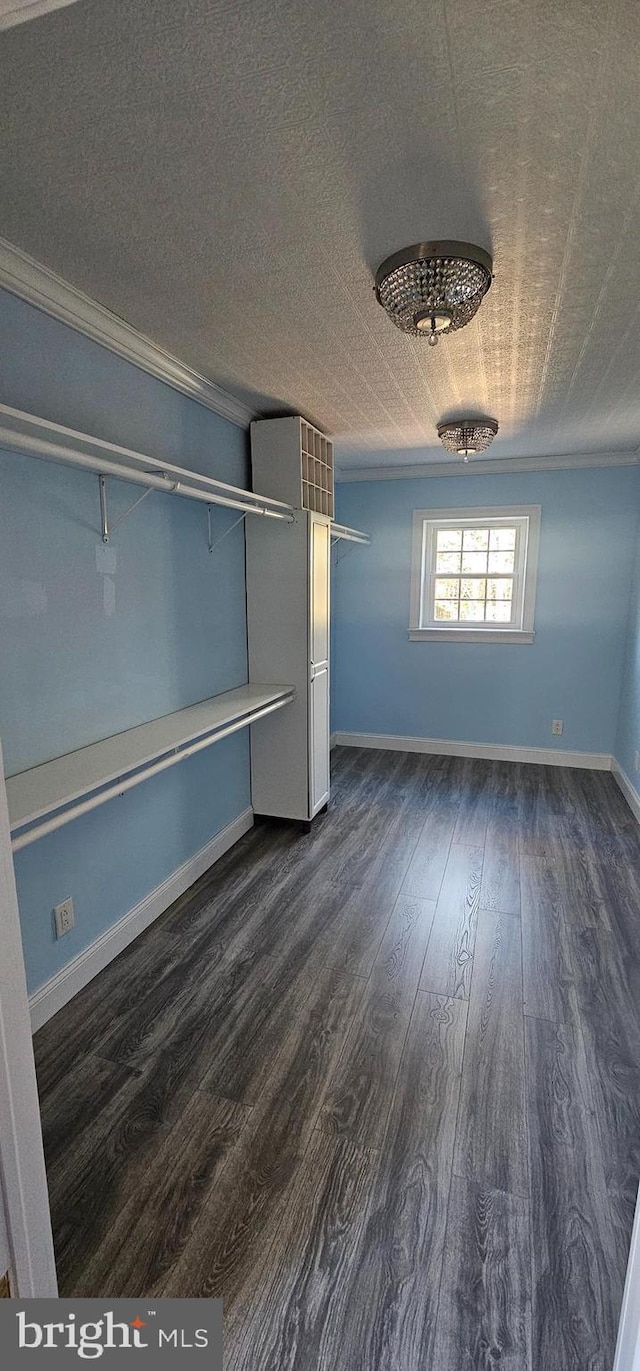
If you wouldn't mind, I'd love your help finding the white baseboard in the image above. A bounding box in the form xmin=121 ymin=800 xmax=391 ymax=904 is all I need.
xmin=333 ymin=731 xmax=611 ymax=771
xmin=29 ymin=807 xmax=254 ymax=1032
xmin=612 ymin=760 xmax=640 ymax=824
xmin=330 ymin=732 xmax=337 ymax=750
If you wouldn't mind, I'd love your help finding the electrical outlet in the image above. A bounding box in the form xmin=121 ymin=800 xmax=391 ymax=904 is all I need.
xmin=634 ymin=751 xmax=640 ymax=773
xmin=54 ymin=898 xmax=75 ymax=939
xmin=552 ymin=719 xmax=564 ymax=736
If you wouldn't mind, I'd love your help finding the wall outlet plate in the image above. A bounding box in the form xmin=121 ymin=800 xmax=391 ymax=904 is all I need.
xmin=552 ymin=719 xmax=564 ymax=736
xmin=53 ymin=897 xmax=74 ymax=939
xmin=634 ymin=751 xmax=640 ymax=773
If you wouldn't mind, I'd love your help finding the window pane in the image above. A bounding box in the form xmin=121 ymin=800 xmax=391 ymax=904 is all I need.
xmin=461 ymin=550 xmax=488 ymax=573
xmin=462 ymin=527 xmax=489 ymax=550
xmin=460 ymin=578 xmax=486 ymax=600
xmin=436 ymin=551 xmax=462 ymax=574
xmin=437 ymin=528 xmax=462 ymax=551
xmin=434 ymin=578 xmax=460 ymax=599
xmin=435 ymin=600 xmax=460 ymax=621
xmin=486 ymin=601 xmax=512 ymax=622
xmin=488 ymin=550 xmax=515 ymax=573
xmin=418 ymin=512 xmax=534 ymax=635
xmin=459 ymin=601 xmax=485 ymax=621
xmin=489 ymin=527 xmax=517 ymax=550
xmin=487 ymin=578 xmax=513 ymax=601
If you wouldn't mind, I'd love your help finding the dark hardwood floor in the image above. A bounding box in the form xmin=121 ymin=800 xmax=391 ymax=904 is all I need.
xmin=33 ymin=748 xmax=640 ymax=1369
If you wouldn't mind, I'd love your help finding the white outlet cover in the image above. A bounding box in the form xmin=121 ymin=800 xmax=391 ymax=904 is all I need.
xmin=53 ymin=898 xmax=75 ymax=938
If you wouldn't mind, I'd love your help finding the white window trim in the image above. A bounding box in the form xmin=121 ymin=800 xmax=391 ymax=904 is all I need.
xmin=409 ymin=504 xmax=541 ymax=643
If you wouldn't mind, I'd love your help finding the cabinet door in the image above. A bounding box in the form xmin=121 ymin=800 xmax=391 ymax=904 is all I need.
xmin=310 ymin=515 xmax=329 ymax=670
xmin=309 ymin=515 xmax=330 ymax=816
xmin=309 ymin=665 xmax=330 ymax=815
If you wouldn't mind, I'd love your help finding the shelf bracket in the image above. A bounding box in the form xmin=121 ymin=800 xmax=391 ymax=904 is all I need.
xmin=208 ymin=506 xmax=247 ymax=554
xmin=333 ymin=540 xmax=358 ymax=565
xmin=111 ymin=485 xmax=154 ymax=534
xmin=99 ymin=475 xmax=154 ymax=542
xmin=99 ymin=475 xmax=109 ymax=543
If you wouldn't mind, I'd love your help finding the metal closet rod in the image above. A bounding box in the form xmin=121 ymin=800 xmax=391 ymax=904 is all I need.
xmin=11 ymin=693 xmax=293 ymax=852
xmin=331 ymin=522 xmax=371 ymax=545
xmin=0 ymin=409 xmax=294 ymax=521
xmin=0 ymin=403 xmax=293 ymax=512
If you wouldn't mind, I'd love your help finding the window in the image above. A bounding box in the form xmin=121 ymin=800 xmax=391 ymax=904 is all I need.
xmin=409 ymin=505 xmax=540 ymax=642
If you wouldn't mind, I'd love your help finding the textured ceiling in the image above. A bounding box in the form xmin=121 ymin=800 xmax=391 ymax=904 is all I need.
xmin=1 ymin=0 xmax=640 ymax=469
xmin=0 ymin=1 xmax=82 ymax=31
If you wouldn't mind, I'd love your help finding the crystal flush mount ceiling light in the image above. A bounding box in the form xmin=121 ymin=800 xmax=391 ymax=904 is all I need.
xmin=375 ymin=241 xmax=493 ymax=345
xmin=437 ymin=418 xmax=499 ymax=461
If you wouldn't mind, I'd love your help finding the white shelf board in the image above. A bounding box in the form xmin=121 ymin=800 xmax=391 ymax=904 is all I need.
xmin=0 ymin=403 xmax=294 ymax=520
xmin=7 ymin=684 xmax=293 ymax=833
xmin=330 ymin=521 xmax=371 ymax=545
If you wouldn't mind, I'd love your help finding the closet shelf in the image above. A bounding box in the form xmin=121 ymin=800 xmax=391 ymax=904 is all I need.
xmin=330 ymin=522 xmax=371 ymax=545
xmin=7 ymin=684 xmax=294 ymax=851
xmin=0 ymin=404 xmax=295 ymax=523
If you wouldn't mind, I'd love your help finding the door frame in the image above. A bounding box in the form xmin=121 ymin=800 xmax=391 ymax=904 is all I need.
xmin=0 ymin=738 xmax=57 ymax=1296
xmin=614 ymin=1183 xmax=640 ymax=1371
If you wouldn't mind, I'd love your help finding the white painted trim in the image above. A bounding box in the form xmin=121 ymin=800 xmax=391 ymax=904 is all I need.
xmin=333 ymin=731 xmax=611 ymax=770
xmin=409 ymin=629 xmax=535 ymax=643
xmin=330 ymin=732 xmax=337 ymax=750
xmin=0 ymin=1199 xmax=9 ymax=1285
xmin=0 ymin=740 xmax=57 ymax=1296
xmin=409 ymin=504 xmax=541 ymax=641
xmin=0 ymin=0 xmax=81 ymax=28
xmin=0 ymin=237 xmax=255 ymax=428
xmin=613 ymin=1183 xmax=640 ymax=1371
xmin=612 ymin=760 xmax=640 ymax=824
xmin=336 ymin=452 xmax=640 ymax=481
xmin=29 ymin=806 xmax=254 ymax=1031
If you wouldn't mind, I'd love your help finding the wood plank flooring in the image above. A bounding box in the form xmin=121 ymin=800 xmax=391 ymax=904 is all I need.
xmin=34 ymin=749 xmax=640 ymax=1369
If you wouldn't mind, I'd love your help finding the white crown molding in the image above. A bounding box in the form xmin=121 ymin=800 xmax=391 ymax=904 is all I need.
xmin=333 ymin=730 xmax=612 ymax=770
xmin=336 ymin=451 xmax=640 ymax=481
xmin=28 ymin=806 xmax=254 ymax=1030
xmin=0 ymin=236 xmax=256 ymax=429
xmin=0 ymin=0 xmax=81 ymax=28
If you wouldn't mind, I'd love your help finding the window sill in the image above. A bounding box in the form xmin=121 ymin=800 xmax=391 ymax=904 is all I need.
xmin=408 ymin=628 xmax=535 ymax=644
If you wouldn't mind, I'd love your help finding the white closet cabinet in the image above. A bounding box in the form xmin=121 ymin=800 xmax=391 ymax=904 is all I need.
xmin=246 ymin=508 xmax=330 ymax=824
xmin=247 ymin=416 xmax=333 ymax=824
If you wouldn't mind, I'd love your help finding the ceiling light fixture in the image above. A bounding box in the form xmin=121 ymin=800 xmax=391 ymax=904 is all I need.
xmin=375 ymin=241 xmax=493 ymax=345
xmin=437 ymin=418 xmax=499 ymax=461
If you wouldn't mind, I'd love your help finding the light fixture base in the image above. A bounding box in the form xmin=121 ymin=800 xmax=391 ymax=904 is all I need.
xmin=375 ymin=241 xmax=493 ymax=340
xmin=437 ymin=418 xmax=499 ymax=459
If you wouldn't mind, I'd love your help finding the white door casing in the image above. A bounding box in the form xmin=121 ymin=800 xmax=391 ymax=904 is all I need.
xmin=0 ymin=738 xmax=57 ymax=1296
xmin=614 ymin=1183 xmax=640 ymax=1371
xmin=0 ymin=1192 xmax=9 ymax=1283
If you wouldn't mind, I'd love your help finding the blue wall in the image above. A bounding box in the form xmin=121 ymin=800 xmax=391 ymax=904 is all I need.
xmin=334 ymin=465 xmax=640 ymax=756
xmin=0 ymin=288 xmax=251 ymax=994
xmin=615 ymin=533 xmax=640 ymax=782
